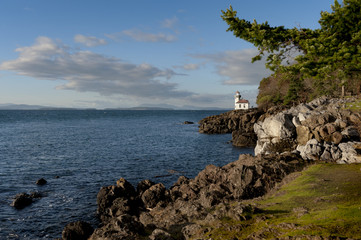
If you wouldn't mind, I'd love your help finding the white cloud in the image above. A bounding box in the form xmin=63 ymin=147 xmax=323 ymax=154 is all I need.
xmin=74 ymin=34 xmax=107 ymax=47
xmin=183 ymin=63 xmax=200 ymax=70
xmin=161 ymin=17 xmax=178 ymax=29
xmin=173 ymin=63 xmax=201 ymax=71
xmin=122 ymin=29 xmax=177 ymax=42
xmin=195 ymin=48 xmax=272 ymax=85
xmin=0 ymin=36 xmax=192 ymax=99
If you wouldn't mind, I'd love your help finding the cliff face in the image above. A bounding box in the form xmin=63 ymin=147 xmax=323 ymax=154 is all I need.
xmin=198 ymin=108 xmax=264 ymax=147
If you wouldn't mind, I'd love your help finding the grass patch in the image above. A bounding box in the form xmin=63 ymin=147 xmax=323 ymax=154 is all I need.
xmin=199 ymin=163 xmax=361 ymax=239
xmin=345 ymin=99 xmax=361 ymax=112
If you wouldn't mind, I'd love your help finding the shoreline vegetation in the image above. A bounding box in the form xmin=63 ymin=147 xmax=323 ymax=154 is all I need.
xmin=59 ymin=96 xmax=361 ymax=240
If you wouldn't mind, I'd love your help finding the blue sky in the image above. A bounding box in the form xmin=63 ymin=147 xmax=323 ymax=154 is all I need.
xmin=0 ymin=0 xmax=333 ymax=109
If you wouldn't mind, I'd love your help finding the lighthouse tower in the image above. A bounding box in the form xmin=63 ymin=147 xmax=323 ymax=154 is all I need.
xmin=234 ymin=91 xmax=249 ymax=110
xmin=234 ymin=91 xmax=241 ymax=105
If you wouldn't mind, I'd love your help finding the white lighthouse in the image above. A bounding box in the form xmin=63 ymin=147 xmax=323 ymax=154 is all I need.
xmin=234 ymin=91 xmax=249 ymax=110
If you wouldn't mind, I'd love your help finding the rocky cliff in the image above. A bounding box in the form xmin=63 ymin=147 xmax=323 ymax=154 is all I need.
xmin=198 ymin=108 xmax=264 ymax=147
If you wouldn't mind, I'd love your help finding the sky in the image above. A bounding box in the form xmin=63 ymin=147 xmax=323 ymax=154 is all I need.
xmin=0 ymin=0 xmax=334 ymax=109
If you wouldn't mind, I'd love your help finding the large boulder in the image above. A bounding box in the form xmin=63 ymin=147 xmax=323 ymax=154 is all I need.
xmin=90 ymin=214 xmax=145 ymax=240
xmin=255 ymin=113 xmax=295 ymax=140
xmin=96 ymin=178 xmax=137 ymax=222
xmin=338 ymin=142 xmax=361 ymax=163
xmin=141 ymin=183 xmax=168 ymax=209
xmin=297 ymin=139 xmax=324 ymax=161
xmin=36 ymin=178 xmax=47 ymax=185
xmin=11 ymin=192 xmax=42 ymax=209
xmin=62 ymin=221 xmax=94 ymax=240
xmin=254 ymin=112 xmax=296 ymax=155
xmin=11 ymin=193 xmax=33 ymax=209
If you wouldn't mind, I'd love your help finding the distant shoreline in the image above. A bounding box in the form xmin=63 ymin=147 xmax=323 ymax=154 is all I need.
xmin=0 ymin=104 xmax=231 ymax=111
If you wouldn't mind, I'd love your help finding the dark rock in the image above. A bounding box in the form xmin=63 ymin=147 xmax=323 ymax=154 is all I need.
xmin=91 ymin=153 xmax=310 ymax=239
xmin=29 ymin=191 xmax=42 ymax=199
xmin=183 ymin=121 xmax=194 ymax=124
xmin=36 ymin=178 xmax=47 ymax=185
xmin=342 ymin=126 xmax=360 ymax=141
xmin=11 ymin=193 xmax=33 ymax=209
xmin=116 ymin=178 xmax=136 ymax=195
xmin=109 ymin=198 xmax=137 ymax=218
xmin=232 ymin=130 xmax=257 ymax=147
xmin=137 ymin=179 xmax=155 ymax=196
xmin=62 ymin=221 xmax=94 ymax=240
xmin=182 ymin=224 xmax=205 ymax=240
xmin=96 ymin=178 xmax=137 ymax=222
xmin=170 ymin=178 xmax=197 ymax=201
xmin=331 ymin=131 xmax=343 ymax=144
xmin=149 ymin=229 xmax=174 ymax=240
xmin=90 ymin=214 xmax=145 ymax=240
xmin=141 ymin=183 xmax=168 ymax=209
xmin=198 ymin=108 xmax=264 ymax=147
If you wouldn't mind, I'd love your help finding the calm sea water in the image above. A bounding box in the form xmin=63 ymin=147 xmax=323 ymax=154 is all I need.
xmin=0 ymin=110 xmax=253 ymax=239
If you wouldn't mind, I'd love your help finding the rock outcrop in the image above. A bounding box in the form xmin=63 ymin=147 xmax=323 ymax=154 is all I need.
xmin=89 ymin=153 xmax=309 ymax=239
xmin=254 ymin=97 xmax=361 ymax=163
xmin=11 ymin=192 xmax=42 ymax=209
xmin=198 ymin=108 xmax=264 ymax=147
xmin=62 ymin=221 xmax=94 ymax=240
xmin=36 ymin=178 xmax=47 ymax=185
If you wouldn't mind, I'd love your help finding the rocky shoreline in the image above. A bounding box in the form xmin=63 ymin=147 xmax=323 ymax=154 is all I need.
xmin=61 ymin=97 xmax=361 ymax=240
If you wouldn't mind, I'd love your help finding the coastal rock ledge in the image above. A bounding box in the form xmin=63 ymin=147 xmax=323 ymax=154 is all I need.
xmin=254 ymin=97 xmax=361 ymax=164
xmin=83 ymin=153 xmax=309 ymax=240
xmin=198 ymin=108 xmax=265 ymax=147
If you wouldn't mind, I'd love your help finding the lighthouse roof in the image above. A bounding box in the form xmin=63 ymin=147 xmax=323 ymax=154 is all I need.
xmin=236 ymin=99 xmax=249 ymax=104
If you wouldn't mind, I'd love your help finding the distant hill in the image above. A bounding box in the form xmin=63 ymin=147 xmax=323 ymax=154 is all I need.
xmin=0 ymin=103 xmax=231 ymax=111
xmin=0 ymin=104 xmax=49 ymax=110
xmin=0 ymin=104 xmax=96 ymax=110
xmin=104 ymin=107 xmax=174 ymax=110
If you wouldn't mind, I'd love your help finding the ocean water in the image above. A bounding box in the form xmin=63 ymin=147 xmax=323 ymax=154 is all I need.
xmin=0 ymin=110 xmax=253 ymax=239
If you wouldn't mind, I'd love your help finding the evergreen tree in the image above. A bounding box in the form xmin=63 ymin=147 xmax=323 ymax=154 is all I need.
xmin=222 ymin=0 xmax=361 ymax=107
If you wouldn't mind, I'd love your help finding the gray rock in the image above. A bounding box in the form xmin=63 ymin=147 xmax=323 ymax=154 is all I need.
xmin=338 ymin=142 xmax=361 ymax=163
xmin=254 ymin=112 xmax=296 ymax=155
xmin=297 ymin=139 xmax=323 ymax=161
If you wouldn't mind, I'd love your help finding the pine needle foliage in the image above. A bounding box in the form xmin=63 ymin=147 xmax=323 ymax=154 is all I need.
xmin=222 ymin=0 xmax=361 ymax=107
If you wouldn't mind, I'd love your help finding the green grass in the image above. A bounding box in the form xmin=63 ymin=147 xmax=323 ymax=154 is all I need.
xmin=345 ymin=99 xmax=361 ymax=112
xmin=198 ymin=164 xmax=361 ymax=239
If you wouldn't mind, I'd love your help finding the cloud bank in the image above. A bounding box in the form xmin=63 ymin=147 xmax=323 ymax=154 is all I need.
xmin=74 ymin=34 xmax=107 ymax=47
xmin=196 ymin=48 xmax=272 ymax=85
xmin=0 ymin=36 xmax=191 ymax=99
xmin=122 ymin=29 xmax=177 ymax=42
